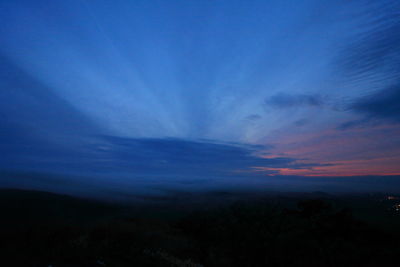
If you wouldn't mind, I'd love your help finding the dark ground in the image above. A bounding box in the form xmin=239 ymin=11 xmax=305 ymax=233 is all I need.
xmin=1 ymin=189 xmax=400 ymax=267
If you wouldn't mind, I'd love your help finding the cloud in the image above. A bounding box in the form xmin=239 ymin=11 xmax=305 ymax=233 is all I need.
xmin=264 ymin=93 xmax=324 ymax=109
xmin=94 ymin=136 xmax=298 ymax=176
xmin=3 ymin=134 xmax=361 ymax=199
xmin=338 ymin=83 xmax=400 ymax=130
xmin=338 ymin=1 xmax=400 ymax=81
xmin=1 ymin=130 xmax=329 ymax=180
xmin=351 ymin=84 xmax=400 ymax=122
xmin=245 ymin=114 xmax=262 ymax=121
xmin=337 ymin=119 xmax=370 ymax=130
xmin=335 ymin=1 xmax=400 ymax=130
xmin=294 ymin=119 xmax=309 ymax=127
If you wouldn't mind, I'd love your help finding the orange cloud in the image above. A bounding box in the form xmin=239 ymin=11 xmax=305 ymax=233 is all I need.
xmin=257 ymin=124 xmax=400 ymax=177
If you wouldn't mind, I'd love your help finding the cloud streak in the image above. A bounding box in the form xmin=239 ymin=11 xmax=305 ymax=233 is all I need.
xmin=335 ymin=1 xmax=400 ymax=130
xmin=265 ymin=93 xmax=324 ymax=109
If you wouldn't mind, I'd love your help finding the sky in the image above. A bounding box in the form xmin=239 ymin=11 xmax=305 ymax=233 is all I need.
xmin=1 ymin=0 xmax=400 ymax=197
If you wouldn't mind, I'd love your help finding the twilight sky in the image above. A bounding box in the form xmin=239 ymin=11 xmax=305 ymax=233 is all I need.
xmin=1 ymin=0 xmax=400 ymax=197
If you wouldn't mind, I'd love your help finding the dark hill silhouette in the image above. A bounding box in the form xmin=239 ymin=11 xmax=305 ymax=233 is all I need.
xmin=0 ymin=189 xmax=399 ymax=266
xmin=0 ymin=189 xmax=124 ymax=228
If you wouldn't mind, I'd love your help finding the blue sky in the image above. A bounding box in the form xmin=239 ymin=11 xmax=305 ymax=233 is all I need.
xmin=1 ymin=0 xmax=400 ymax=197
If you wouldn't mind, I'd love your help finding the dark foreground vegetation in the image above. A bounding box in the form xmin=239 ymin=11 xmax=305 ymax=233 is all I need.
xmin=1 ymin=189 xmax=400 ymax=267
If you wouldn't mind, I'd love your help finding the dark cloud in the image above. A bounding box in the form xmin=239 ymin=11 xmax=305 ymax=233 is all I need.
xmin=93 ymin=136 xmax=297 ymax=176
xmin=1 ymin=130 xmax=328 ymax=180
xmin=245 ymin=114 xmax=262 ymax=121
xmin=265 ymin=93 xmax=324 ymax=109
xmin=351 ymin=84 xmax=400 ymax=122
xmin=0 ymin=133 xmax=342 ymax=199
xmin=338 ymin=84 xmax=400 ymax=130
xmin=294 ymin=119 xmax=309 ymax=127
xmin=337 ymin=118 xmax=371 ymax=131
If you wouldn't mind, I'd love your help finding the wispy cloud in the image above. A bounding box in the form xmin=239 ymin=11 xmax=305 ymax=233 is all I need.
xmin=264 ymin=93 xmax=324 ymax=109
xmin=335 ymin=1 xmax=400 ymax=128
